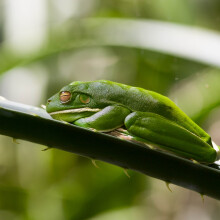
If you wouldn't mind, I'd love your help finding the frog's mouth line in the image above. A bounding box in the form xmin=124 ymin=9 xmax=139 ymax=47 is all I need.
xmin=49 ymin=107 xmax=101 ymax=115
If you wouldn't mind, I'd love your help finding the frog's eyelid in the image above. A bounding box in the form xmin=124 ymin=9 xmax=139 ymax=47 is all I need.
xmin=80 ymin=94 xmax=91 ymax=104
xmin=74 ymin=92 xmax=91 ymax=96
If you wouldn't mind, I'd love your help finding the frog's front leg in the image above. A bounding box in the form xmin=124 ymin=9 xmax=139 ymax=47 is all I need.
xmin=124 ymin=112 xmax=217 ymax=163
xmin=74 ymin=105 xmax=131 ymax=132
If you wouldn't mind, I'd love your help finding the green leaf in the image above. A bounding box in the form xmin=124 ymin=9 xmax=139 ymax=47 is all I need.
xmin=1 ymin=18 xmax=220 ymax=75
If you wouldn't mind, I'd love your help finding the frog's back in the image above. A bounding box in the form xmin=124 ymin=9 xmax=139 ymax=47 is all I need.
xmin=83 ymin=80 xmax=177 ymax=114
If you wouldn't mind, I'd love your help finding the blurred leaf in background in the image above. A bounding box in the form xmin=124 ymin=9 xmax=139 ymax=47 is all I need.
xmin=0 ymin=0 xmax=220 ymax=219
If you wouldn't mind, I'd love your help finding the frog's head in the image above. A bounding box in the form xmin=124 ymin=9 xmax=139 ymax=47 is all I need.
xmin=46 ymin=81 xmax=110 ymax=122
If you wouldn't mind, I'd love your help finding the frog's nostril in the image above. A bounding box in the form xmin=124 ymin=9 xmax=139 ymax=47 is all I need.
xmin=47 ymin=99 xmax=51 ymax=103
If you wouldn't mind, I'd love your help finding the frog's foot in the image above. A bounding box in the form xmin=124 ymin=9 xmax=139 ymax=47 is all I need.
xmin=107 ymin=130 xmax=133 ymax=141
xmin=116 ymin=128 xmax=129 ymax=135
xmin=107 ymin=130 xmax=155 ymax=152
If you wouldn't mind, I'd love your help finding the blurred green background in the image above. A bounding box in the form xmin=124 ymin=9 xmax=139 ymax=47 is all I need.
xmin=1 ymin=0 xmax=220 ymax=219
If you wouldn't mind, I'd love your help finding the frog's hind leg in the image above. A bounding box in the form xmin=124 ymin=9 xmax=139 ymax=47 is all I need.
xmin=124 ymin=112 xmax=217 ymax=163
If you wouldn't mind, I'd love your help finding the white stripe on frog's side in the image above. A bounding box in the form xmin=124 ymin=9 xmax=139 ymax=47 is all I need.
xmin=49 ymin=107 xmax=101 ymax=115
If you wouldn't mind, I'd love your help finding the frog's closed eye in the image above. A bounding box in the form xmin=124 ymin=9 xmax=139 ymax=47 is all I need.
xmin=79 ymin=94 xmax=90 ymax=104
xmin=60 ymin=91 xmax=72 ymax=103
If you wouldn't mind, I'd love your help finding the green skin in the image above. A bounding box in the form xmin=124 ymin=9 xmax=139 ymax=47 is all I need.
xmin=46 ymin=80 xmax=218 ymax=163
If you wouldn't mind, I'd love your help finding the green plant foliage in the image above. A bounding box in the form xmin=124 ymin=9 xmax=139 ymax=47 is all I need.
xmin=1 ymin=0 xmax=220 ymax=219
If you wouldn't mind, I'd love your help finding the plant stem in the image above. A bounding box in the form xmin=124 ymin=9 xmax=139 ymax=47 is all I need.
xmin=0 ymin=98 xmax=220 ymax=200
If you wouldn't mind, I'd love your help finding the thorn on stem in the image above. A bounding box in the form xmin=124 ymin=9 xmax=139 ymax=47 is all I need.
xmin=191 ymin=159 xmax=199 ymax=164
xmin=91 ymin=159 xmax=99 ymax=168
xmin=42 ymin=147 xmax=51 ymax=151
xmin=200 ymin=193 xmax=205 ymax=203
xmin=123 ymin=168 xmax=130 ymax=178
xmin=12 ymin=138 xmax=20 ymax=144
xmin=165 ymin=181 xmax=172 ymax=192
xmin=147 ymin=144 xmax=155 ymax=150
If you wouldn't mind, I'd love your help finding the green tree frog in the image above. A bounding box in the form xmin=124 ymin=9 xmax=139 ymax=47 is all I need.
xmin=46 ymin=80 xmax=220 ymax=164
